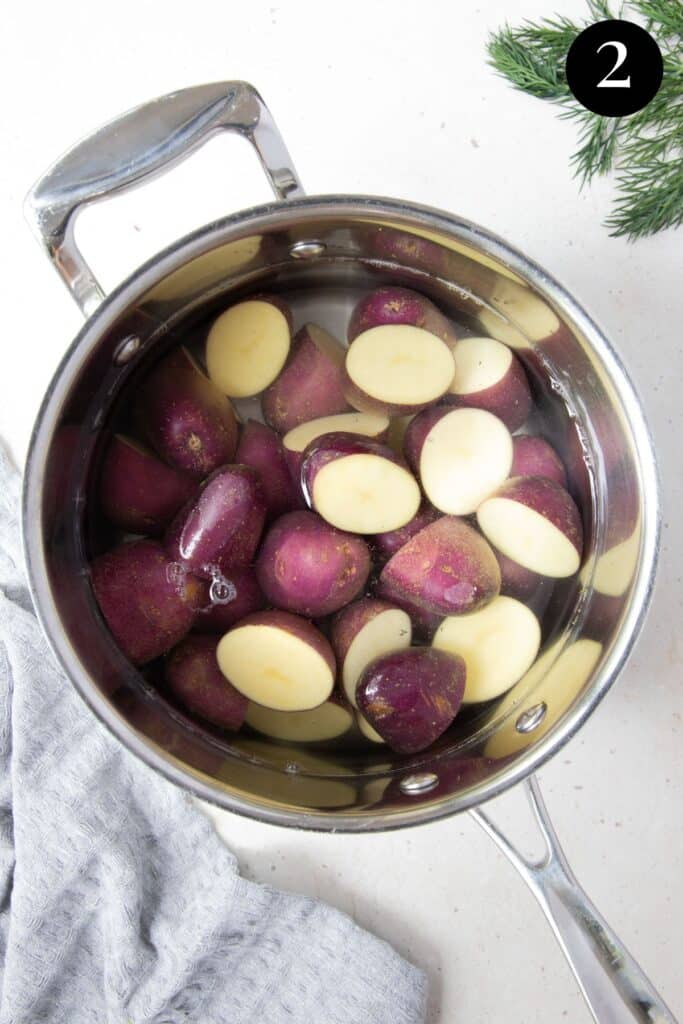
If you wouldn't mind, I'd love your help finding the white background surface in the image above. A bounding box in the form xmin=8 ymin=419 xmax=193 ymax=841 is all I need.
xmin=2 ymin=1 xmax=681 ymax=1021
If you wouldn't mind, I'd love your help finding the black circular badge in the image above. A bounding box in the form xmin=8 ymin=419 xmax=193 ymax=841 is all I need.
xmin=565 ymin=19 xmax=663 ymax=117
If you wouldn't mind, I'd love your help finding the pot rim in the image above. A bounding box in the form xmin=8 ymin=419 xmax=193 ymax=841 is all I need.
xmin=22 ymin=194 xmax=661 ymax=831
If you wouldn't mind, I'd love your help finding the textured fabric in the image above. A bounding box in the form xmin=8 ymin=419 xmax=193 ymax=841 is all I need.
xmin=0 ymin=445 xmax=427 ymax=1024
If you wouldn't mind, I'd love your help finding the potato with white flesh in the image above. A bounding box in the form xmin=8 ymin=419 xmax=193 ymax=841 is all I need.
xmin=433 ymin=596 xmax=541 ymax=703
xmin=477 ymin=476 xmax=583 ymax=578
xmin=99 ymin=435 xmax=195 ymax=535
xmin=205 ymin=297 xmax=291 ymax=397
xmin=261 ymin=323 xmax=349 ymax=432
xmin=165 ymin=465 xmax=266 ymax=578
xmin=216 ymin=611 xmax=335 ymax=711
xmin=245 ymin=694 xmax=354 ymax=743
xmin=137 ymin=348 xmax=238 ymax=477
xmin=235 ymin=419 xmax=304 ymax=519
xmin=404 ymin=407 xmax=513 ymax=515
xmin=356 ymin=648 xmax=466 ymax=754
xmin=511 ymin=435 xmax=567 ymax=487
xmin=255 ymin=510 xmax=371 ymax=617
xmin=283 ymin=411 xmax=389 ymax=481
xmin=348 ymin=287 xmax=459 ymax=349
xmin=302 ymin=432 xmax=421 ymax=534
xmin=380 ymin=516 xmax=501 ymax=616
xmin=445 ymin=336 xmax=531 ymax=432
xmin=331 ymin=598 xmax=412 ymax=707
xmin=344 ymin=324 xmax=455 ymax=415
xmin=165 ymin=634 xmax=248 ymax=730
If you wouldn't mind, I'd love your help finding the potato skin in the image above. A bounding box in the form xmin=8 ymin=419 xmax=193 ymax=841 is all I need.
xmin=301 ymin=431 xmax=408 ymax=503
xmin=99 ymin=435 xmax=195 ymax=535
xmin=165 ymin=633 xmax=248 ymax=729
xmin=374 ymin=578 xmax=444 ymax=640
xmin=487 ymin=476 xmax=584 ymax=559
xmin=330 ymin=598 xmax=402 ymax=667
xmin=261 ymin=324 xmax=349 ymax=433
xmin=356 ymin=647 xmax=466 ymax=754
xmin=283 ymin=414 xmax=390 ymax=484
xmin=136 ymin=348 xmax=238 ymax=477
xmin=165 ymin=465 xmax=266 ymax=578
xmin=495 ymin=548 xmax=543 ymax=601
xmin=511 ymin=436 xmax=567 ymax=487
xmin=91 ymin=539 xmax=204 ymax=664
xmin=256 ymin=510 xmax=371 ymax=617
xmin=348 ymin=287 xmax=458 ymax=348
xmin=228 ymin=610 xmax=336 ymax=677
xmin=373 ymin=504 xmax=440 ymax=564
xmin=444 ymin=348 xmax=531 ymax=431
xmin=193 ymin=566 xmax=267 ymax=633
xmin=235 ymin=419 xmax=304 ymax=520
xmin=380 ymin=516 xmax=501 ymax=616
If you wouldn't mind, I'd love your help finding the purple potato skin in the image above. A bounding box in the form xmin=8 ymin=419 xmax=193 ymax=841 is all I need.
xmin=494 ymin=547 xmax=544 ymax=601
xmin=301 ymin=431 xmax=407 ymax=509
xmin=348 ymin=287 xmax=458 ymax=348
xmin=380 ymin=516 xmax=501 ymax=616
xmin=165 ymin=465 xmax=266 ymax=578
xmin=193 ymin=566 xmax=267 ymax=633
xmin=369 ymin=230 xmax=448 ymax=278
xmin=403 ymin=406 xmax=452 ymax=472
xmin=227 ymin=610 xmax=336 ymax=678
xmin=235 ymin=420 xmax=305 ymax=520
xmin=91 ymin=539 xmax=205 ymax=665
xmin=99 ymin=435 xmax=196 ymax=535
xmin=373 ymin=505 xmax=440 ymax=564
xmin=255 ymin=511 xmax=371 ymax=617
xmin=137 ymin=348 xmax=239 ymax=477
xmin=356 ymin=648 xmax=466 ymax=754
xmin=374 ymin=579 xmax=444 ymax=640
xmin=261 ymin=324 xmax=350 ymax=433
xmin=510 ymin=436 xmax=567 ymax=488
xmin=330 ymin=598 xmax=405 ymax=668
xmin=488 ymin=476 xmax=584 ymax=561
xmin=283 ymin=418 xmax=391 ymax=491
xmin=444 ymin=350 xmax=532 ymax=432
xmin=165 ymin=633 xmax=248 ymax=730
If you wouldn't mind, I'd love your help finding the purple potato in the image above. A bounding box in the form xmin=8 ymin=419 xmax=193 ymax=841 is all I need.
xmin=99 ymin=434 xmax=195 ymax=534
xmin=348 ymin=287 xmax=459 ymax=348
xmin=235 ymin=419 xmax=304 ymax=520
xmin=193 ymin=565 xmax=267 ymax=633
xmin=165 ymin=633 xmax=248 ymax=729
xmin=510 ymin=435 xmax=567 ymax=487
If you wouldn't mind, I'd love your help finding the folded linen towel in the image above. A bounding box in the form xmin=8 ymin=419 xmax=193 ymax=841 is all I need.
xmin=0 ymin=444 xmax=427 ymax=1024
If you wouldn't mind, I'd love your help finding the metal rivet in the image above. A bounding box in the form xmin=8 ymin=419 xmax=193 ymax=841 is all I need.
xmin=399 ymin=772 xmax=439 ymax=795
xmin=516 ymin=702 xmax=548 ymax=734
xmin=113 ymin=334 xmax=141 ymax=365
xmin=289 ymin=240 xmax=326 ymax=259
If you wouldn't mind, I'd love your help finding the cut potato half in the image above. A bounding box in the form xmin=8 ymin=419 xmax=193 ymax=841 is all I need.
xmin=477 ymin=496 xmax=580 ymax=578
xmin=283 ymin=412 xmax=389 ymax=453
xmin=245 ymin=700 xmax=353 ymax=742
xmin=450 ymin=336 xmax=513 ymax=393
xmin=338 ymin=606 xmax=412 ymax=707
xmin=433 ymin=596 xmax=541 ymax=703
xmin=419 ymin=408 xmax=513 ymax=515
xmin=345 ymin=324 xmax=455 ymax=413
xmin=206 ymin=299 xmax=290 ymax=397
xmin=216 ymin=615 xmax=334 ymax=711
xmin=310 ymin=452 xmax=421 ymax=533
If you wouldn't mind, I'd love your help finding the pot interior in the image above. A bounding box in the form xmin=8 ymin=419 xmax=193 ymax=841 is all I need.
xmin=28 ymin=201 xmax=653 ymax=828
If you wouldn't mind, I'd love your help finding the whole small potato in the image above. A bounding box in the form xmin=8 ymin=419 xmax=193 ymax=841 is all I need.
xmin=91 ymin=539 xmax=205 ymax=664
xmin=511 ymin=435 xmax=567 ymax=487
xmin=256 ymin=510 xmax=371 ymax=617
xmin=193 ymin=565 xmax=267 ymax=633
xmin=261 ymin=323 xmax=350 ymax=433
xmin=165 ymin=465 xmax=266 ymax=578
xmin=99 ymin=435 xmax=195 ymax=534
xmin=236 ymin=419 xmax=304 ymax=520
xmin=356 ymin=647 xmax=466 ymax=754
xmin=165 ymin=634 xmax=248 ymax=729
xmin=137 ymin=348 xmax=239 ymax=476
xmin=380 ymin=516 xmax=501 ymax=616
xmin=348 ymin=287 xmax=459 ymax=348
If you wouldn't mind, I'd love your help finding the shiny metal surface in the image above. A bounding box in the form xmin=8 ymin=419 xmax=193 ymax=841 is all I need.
xmin=472 ymin=777 xmax=677 ymax=1023
xmin=23 ymin=81 xmax=304 ymax=316
xmin=21 ymin=82 xmax=665 ymax=1024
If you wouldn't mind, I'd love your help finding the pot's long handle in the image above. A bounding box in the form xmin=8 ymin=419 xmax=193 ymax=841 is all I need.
xmin=24 ymin=81 xmax=305 ymax=316
xmin=471 ymin=776 xmax=677 ymax=1023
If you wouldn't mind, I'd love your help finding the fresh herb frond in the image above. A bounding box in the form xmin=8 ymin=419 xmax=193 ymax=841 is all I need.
xmin=488 ymin=2 xmax=683 ymax=239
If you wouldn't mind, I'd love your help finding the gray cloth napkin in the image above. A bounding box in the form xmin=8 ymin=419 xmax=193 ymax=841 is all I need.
xmin=0 ymin=445 xmax=427 ymax=1024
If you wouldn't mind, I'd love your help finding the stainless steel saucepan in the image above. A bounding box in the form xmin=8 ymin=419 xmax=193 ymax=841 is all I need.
xmin=22 ymin=82 xmax=674 ymax=1023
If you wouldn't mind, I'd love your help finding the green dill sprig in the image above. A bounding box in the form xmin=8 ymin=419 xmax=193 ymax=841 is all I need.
xmin=487 ymin=0 xmax=683 ymax=239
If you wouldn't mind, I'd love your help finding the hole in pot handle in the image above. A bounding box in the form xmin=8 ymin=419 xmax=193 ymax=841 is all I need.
xmin=471 ymin=776 xmax=677 ymax=1024
xmin=23 ymin=81 xmax=305 ymax=317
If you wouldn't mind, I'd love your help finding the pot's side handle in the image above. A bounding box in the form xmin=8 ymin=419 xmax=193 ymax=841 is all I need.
xmin=24 ymin=81 xmax=305 ymax=316
xmin=471 ymin=776 xmax=677 ymax=1024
